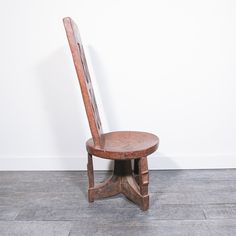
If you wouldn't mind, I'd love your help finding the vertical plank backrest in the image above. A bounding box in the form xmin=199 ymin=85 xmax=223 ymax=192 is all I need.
xmin=63 ymin=17 xmax=103 ymax=146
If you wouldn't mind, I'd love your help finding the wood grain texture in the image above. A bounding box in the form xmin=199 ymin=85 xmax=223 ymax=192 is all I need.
xmin=86 ymin=131 xmax=159 ymax=160
xmin=88 ymin=160 xmax=150 ymax=210
xmin=63 ymin=17 xmax=103 ymax=146
xmin=87 ymin=153 xmax=94 ymax=202
xmin=63 ymin=16 xmax=159 ymax=210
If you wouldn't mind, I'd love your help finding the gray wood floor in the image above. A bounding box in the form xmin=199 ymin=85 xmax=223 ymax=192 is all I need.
xmin=0 ymin=169 xmax=236 ymax=236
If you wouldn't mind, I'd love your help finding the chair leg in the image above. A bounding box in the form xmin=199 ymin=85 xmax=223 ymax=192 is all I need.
xmin=87 ymin=153 xmax=94 ymax=202
xmin=86 ymin=155 xmax=150 ymax=211
xmin=138 ymin=156 xmax=149 ymax=211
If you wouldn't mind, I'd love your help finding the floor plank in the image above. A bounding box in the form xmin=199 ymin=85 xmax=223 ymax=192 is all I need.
xmin=0 ymin=169 xmax=236 ymax=236
xmin=69 ymin=219 xmax=210 ymax=236
xmin=0 ymin=221 xmax=71 ymax=236
xmin=204 ymin=204 xmax=236 ymax=219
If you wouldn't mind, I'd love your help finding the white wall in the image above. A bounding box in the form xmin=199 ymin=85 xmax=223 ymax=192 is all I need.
xmin=0 ymin=0 xmax=236 ymax=170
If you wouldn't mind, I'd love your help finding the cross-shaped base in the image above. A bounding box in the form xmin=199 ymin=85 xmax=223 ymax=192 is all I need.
xmin=87 ymin=155 xmax=149 ymax=211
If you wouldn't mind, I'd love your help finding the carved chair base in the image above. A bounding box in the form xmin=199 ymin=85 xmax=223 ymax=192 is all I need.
xmin=87 ymin=156 xmax=149 ymax=211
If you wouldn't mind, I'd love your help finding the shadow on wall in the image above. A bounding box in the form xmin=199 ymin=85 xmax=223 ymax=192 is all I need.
xmin=87 ymin=46 xmax=119 ymax=131
xmin=87 ymin=46 xmax=120 ymax=171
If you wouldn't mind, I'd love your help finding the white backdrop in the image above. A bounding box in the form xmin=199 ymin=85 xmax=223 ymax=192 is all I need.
xmin=0 ymin=0 xmax=236 ymax=170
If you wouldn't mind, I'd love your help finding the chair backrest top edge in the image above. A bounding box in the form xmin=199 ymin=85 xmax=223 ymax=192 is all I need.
xmin=63 ymin=17 xmax=103 ymax=146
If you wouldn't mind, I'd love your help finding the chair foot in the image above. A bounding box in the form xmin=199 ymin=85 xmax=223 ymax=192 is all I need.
xmin=87 ymin=158 xmax=150 ymax=211
xmin=140 ymin=195 xmax=149 ymax=211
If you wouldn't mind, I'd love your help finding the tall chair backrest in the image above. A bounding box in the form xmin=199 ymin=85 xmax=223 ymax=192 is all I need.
xmin=63 ymin=17 xmax=103 ymax=146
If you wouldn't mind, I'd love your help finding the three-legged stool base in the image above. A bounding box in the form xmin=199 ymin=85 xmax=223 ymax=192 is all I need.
xmin=87 ymin=154 xmax=149 ymax=211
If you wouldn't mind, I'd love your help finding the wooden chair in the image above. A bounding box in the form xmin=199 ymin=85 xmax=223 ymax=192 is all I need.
xmin=63 ymin=17 xmax=159 ymax=211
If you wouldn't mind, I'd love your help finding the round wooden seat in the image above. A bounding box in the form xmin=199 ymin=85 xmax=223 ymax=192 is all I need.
xmin=86 ymin=131 xmax=159 ymax=160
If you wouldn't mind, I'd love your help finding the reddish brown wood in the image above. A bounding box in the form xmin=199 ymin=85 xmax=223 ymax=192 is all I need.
xmin=88 ymin=159 xmax=149 ymax=210
xmin=63 ymin=17 xmax=102 ymax=146
xmin=63 ymin=17 xmax=159 ymax=210
xmin=139 ymin=157 xmax=149 ymax=210
xmin=87 ymin=153 xmax=94 ymax=202
xmin=86 ymin=131 xmax=158 ymax=160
